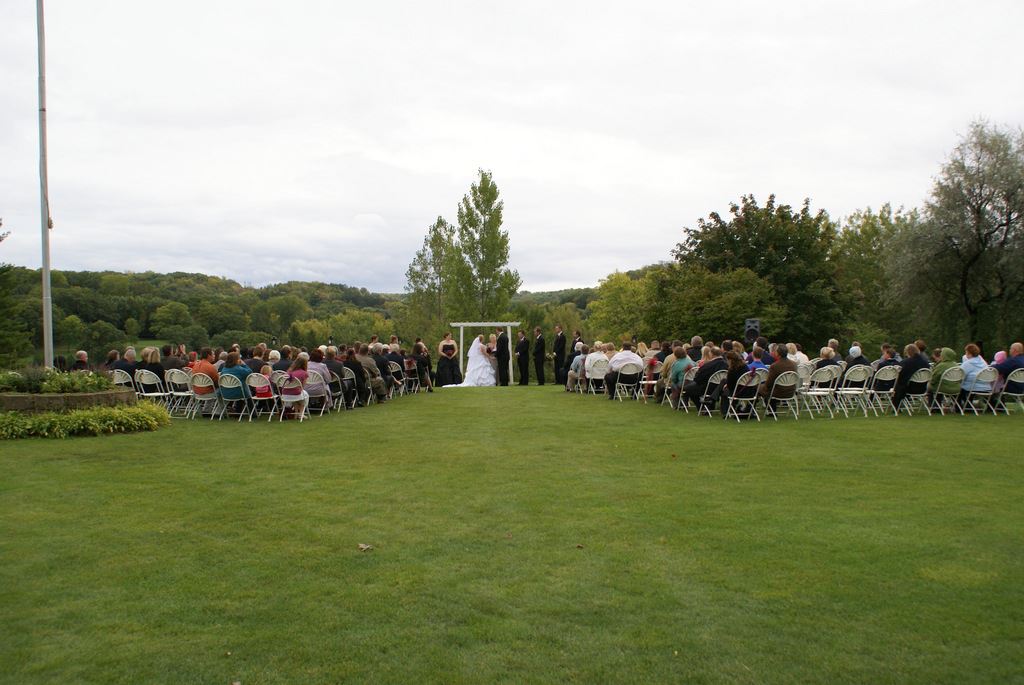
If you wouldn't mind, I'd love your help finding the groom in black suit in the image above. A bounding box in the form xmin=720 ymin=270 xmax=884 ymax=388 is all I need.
xmin=533 ymin=326 xmax=546 ymax=385
xmin=515 ymin=330 xmax=529 ymax=385
xmin=495 ymin=327 xmax=510 ymax=386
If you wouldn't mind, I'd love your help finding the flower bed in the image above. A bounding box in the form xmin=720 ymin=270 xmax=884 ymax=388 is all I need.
xmin=0 ymin=402 xmax=169 ymax=440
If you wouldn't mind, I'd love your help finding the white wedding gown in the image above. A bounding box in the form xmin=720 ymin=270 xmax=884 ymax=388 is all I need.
xmin=447 ymin=338 xmax=497 ymax=387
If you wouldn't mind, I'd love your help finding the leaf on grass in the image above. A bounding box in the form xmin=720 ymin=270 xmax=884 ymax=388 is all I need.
xmin=358 ymin=543 xmax=374 ymax=552
xmin=576 ymin=544 xmax=584 ymax=549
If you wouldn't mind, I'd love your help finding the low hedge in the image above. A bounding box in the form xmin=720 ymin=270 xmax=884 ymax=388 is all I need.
xmin=0 ymin=401 xmax=170 ymax=440
xmin=0 ymin=368 xmax=114 ymax=394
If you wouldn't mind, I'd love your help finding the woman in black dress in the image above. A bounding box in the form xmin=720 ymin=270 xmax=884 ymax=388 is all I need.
xmin=435 ymin=333 xmax=462 ymax=386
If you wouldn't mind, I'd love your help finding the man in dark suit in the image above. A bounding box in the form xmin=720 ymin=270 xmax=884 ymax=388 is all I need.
xmin=552 ymin=325 xmax=567 ymax=385
xmin=681 ymin=347 xmax=727 ymax=410
xmin=495 ymin=327 xmax=510 ymax=386
xmin=533 ymin=326 xmax=546 ymax=385
xmin=515 ymin=330 xmax=530 ymax=385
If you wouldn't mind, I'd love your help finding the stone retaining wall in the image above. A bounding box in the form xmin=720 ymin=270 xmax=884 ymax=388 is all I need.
xmin=0 ymin=388 xmax=138 ymax=413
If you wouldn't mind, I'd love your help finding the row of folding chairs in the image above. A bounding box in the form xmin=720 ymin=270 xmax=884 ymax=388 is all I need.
xmin=568 ymin=359 xmax=1023 ymax=422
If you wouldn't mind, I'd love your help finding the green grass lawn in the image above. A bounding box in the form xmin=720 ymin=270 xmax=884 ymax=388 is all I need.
xmin=2 ymin=387 xmax=1022 ymax=684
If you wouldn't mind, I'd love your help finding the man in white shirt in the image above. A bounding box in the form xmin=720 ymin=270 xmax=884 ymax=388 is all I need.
xmin=605 ymin=342 xmax=645 ymax=399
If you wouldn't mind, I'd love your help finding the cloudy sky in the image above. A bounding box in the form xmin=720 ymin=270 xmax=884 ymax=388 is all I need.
xmin=2 ymin=1 xmax=1022 ymax=293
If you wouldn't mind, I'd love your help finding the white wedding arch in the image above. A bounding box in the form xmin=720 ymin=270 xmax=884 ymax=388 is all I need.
xmin=449 ymin=321 xmax=521 ymax=379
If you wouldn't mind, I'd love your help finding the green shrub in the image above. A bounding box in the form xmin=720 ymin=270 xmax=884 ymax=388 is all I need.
xmin=39 ymin=371 xmax=113 ymax=393
xmin=0 ymin=401 xmax=170 ymax=440
xmin=0 ymin=368 xmax=114 ymax=394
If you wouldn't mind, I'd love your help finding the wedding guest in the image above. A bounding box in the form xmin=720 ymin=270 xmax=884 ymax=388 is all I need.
xmin=138 ymin=346 xmax=166 ymax=382
xmin=698 ymin=345 xmax=713 ymax=368
xmin=112 ymin=348 xmax=138 ymax=377
xmin=102 ymin=350 xmax=120 ymax=372
xmin=604 ymin=342 xmax=644 ymax=399
xmin=682 ymin=347 xmax=727 ymax=410
xmin=757 ymin=344 xmax=798 ymax=408
xmin=245 ymin=346 xmax=266 ymax=373
xmin=273 ymin=346 xmax=293 ymax=372
xmin=219 ymin=352 xmax=253 ymax=407
xmin=928 ymin=347 xmax=959 ymax=407
xmin=815 ymin=347 xmax=839 ymax=370
xmin=356 ymin=344 xmax=388 ymax=402
xmin=892 ymin=343 xmax=929 ymax=410
xmin=721 ymin=351 xmax=757 ymax=418
xmin=566 ymin=344 xmax=589 ymax=391
xmin=993 ymin=343 xmax=1024 ymax=397
xmin=307 ymin=349 xmax=333 ymax=408
xmin=747 ymin=347 xmax=769 ymax=371
xmin=845 ymin=345 xmax=870 ymax=368
xmin=283 ymin=355 xmax=309 ymax=418
xmin=160 ymin=344 xmax=185 ymax=372
xmin=959 ymin=343 xmax=992 ymax=407
xmin=668 ymin=346 xmax=697 ymax=408
xmin=687 ymin=336 xmax=703 ymax=363
xmin=344 ymin=346 xmax=372 ymax=404
xmin=636 ymin=341 xmax=649 ymax=359
xmin=412 ymin=342 xmax=434 ymax=392
xmin=788 ymin=342 xmax=809 ymax=365
xmin=584 ymin=343 xmax=606 ymax=382
xmin=71 ymin=350 xmax=89 ymax=371
xmin=192 ymin=347 xmax=220 ymax=394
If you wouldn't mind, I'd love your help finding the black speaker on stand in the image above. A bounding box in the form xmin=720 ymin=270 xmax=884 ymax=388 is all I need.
xmin=744 ymin=318 xmax=761 ymax=344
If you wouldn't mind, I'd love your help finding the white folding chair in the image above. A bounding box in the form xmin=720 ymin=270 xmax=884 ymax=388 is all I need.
xmin=305 ymin=370 xmax=332 ymax=416
xmin=697 ymin=369 xmax=728 ymax=417
xmin=217 ymin=374 xmax=249 ymax=421
xmin=638 ymin=361 xmax=662 ymax=402
xmin=134 ymin=369 xmax=169 ymax=406
xmin=962 ymin=366 xmax=998 ymax=415
xmin=341 ymin=367 xmax=359 ymax=410
xmin=613 ymin=363 xmax=642 ymax=402
xmin=165 ymin=368 xmax=193 ymax=417
xmin=403 ymin=360 xmax=420 ymax=395
xmin=387 ymin=362 xmax=405 ymax=399
xmin=834 ymin=364 xmax=872 ymax=417
xmin=993 ymin=368 xmax=1024 ymax=415
xmin=865 ymin=364 xmax=899 ymax=416
xmin=112 ymin=368 xmax=135 ymax=393
xmin=801 ymin=366 xmax=838 ymax=419
xmin=932 ymin=367 xmax=965 ymax=415
xmin=277 ymin=376 xmax=310 ymax=421
xmin=762 ymin=371 xmax=800 ymax=421
xmin=672 ymin=366 xmax=698 ymax=411
xmin=246 ymin=373 xmax=279 ymax=422
xmin=188 ymin=372 xmax=220 ymax=420
xmin=724 ymin=370 xmax=761 ymax=422
xmin=897 ymin=368 xmax=932 ymax=416
xmin=588 ymin=359 xmax=609 ymax=394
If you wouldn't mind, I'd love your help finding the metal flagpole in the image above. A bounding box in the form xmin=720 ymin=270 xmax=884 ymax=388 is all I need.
xmin=37 ymin=0 xmax=55 ymax=368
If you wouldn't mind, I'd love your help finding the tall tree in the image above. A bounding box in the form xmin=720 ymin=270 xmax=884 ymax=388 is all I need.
xmin=673 ymin=194 xmax=843 ymax=345
xmin=892 ymin=121 xmax=1024 ymax=345
xmin=404 ymin=170 xmax=521 ymax=337
xmin=456 ymin=170 xmax=521 ymax=319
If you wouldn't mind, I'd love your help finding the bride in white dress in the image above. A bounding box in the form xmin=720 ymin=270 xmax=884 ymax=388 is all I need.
xmin=446 ymin=335 xmax=497 ymax=387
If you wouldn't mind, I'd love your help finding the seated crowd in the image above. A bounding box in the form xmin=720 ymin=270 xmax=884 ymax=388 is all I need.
xmin=561 ymin=334 xmax=1024 ymax=418
xmin=92 ymin=335 xmax=439 ymax=419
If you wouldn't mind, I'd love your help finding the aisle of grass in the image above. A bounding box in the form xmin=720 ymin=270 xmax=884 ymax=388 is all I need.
xmin=2 ymin=387 xmax=1022 ymax=684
